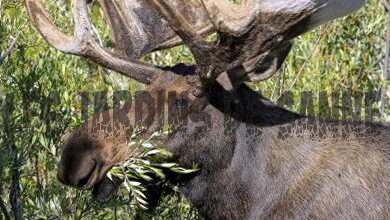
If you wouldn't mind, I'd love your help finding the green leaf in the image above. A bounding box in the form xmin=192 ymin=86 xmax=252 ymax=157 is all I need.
xmin=129 ymin=181 xmax=142 ymax=187
xmin=158 ymin=163 xmax=177 ymax=168
xmin=141 ymin=142 xmax=154 ymax=149
xmin=144 ymin=149 xmax=162 ymax=156
xmin=148 ymin=167 xmax=165 ymax=179
xmin=170 ymin=167 xmax=199 ymax=174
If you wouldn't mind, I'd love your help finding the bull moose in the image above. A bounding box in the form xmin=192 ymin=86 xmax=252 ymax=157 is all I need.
xmin=25 ymin=0 xmax=390 ymax=219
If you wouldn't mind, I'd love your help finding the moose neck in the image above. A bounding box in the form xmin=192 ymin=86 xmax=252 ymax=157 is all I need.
xmin=164 ymin=81 xmax=389 ymax=219
xmin=206 ymin=83 xmax=303 ymax=126
xmin=165 ymin=81 xmax=305 ymax=170
xmin=162 ymin=83 xmax=306 ymax=218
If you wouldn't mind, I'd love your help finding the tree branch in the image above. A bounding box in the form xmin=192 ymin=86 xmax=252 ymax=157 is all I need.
xmin=0 ymin=33 xmax=20 ymax=66
xmin=380 ymin=0 xmax=390 ymax=120
xmin=9 ymin=143 xmax=23 ymax=220
xmin=3 ymin=94 xmax=23 ymax=220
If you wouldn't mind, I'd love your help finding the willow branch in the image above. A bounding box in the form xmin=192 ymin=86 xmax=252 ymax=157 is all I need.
xmin=0 ymin=33 xmax=20 ymax=66
xmin=380 ymin=0 xmax=390 ymax=120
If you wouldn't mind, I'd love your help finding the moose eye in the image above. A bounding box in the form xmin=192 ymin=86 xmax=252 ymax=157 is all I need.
xmin=176 ymin=98 xmax=188 ymax=108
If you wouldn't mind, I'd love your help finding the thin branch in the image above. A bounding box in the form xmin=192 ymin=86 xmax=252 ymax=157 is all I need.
xmin=9 ymin=139 xmax=23 ymax=220
xmin=380 ymin=1 xmax=390 ymax=79
xmin=278 ymin=23 xmax=330 ymax=100
xmin=380 ymin=0 xmax=390 ymax=120
xmin=383 ymin=23 xmax=390 ymax=81
xmin=3 ymin=95 xmax=23 ymax=220
xmin=0 ymin=33 xmax=20 ymax=66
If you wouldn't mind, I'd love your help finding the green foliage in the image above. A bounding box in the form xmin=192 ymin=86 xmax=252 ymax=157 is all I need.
xmin=253 ymin=1 xmax=388 ymax=119
xmin=0 ymin=0 xmax=388 ymax=219
xmin=108 ymin=128 xmax=198 ymax=211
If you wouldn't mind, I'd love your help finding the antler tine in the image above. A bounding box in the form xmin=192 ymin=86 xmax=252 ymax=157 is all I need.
xmin=26 ymin=0 xmax=166 ymax=84
xmin=25 ymin=0 xmax=77 ymax=54
xmin=145 ymin=0 xmax=214 ymax=55
xmin=98 ymin=0 xmax=215 ymax=59
xmin=145 ymin=0 xmax=224 ymax=89
xmin=200 ymin=0 xmax=260 ymax=37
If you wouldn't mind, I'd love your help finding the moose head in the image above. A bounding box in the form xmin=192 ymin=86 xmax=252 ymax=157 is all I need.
xmin=26 ymin=0 xmax=390 ymax=219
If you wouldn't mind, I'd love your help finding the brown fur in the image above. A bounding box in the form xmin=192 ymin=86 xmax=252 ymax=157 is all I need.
xmin=57 ymin=74 xmax=390 ymax=219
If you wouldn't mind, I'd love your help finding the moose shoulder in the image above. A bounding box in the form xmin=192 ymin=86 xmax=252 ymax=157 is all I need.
xmin=165 ymin=82 xmax=390 ymax=219
xmin=25 ymin=0 xmax=390 ymax=219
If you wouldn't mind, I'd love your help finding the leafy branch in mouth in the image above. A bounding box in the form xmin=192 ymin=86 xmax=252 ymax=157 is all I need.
xmin=107 ymin=127 xmax=198 ymax=210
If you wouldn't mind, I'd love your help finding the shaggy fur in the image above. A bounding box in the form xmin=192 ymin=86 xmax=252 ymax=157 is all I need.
xmin=165 ymin=83 xmax=390 ymax=219
xmin=59 ymin=76 xmax=390 ymax=219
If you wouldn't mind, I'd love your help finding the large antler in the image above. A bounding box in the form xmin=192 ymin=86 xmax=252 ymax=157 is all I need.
xmin=26 ymin=0 xmax=366 ymax=89
xmin=201 ymin=0 xmax=260 ymax=37
xmin=25 ymin=0 xmax=214 ymax=84
xmin=98 ymin=0 xmax=214 ymax=58
xmin=147 ymin=0 xmax=367 ymax=89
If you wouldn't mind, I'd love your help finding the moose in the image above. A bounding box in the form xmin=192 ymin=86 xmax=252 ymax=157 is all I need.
xmin=26 ymin=0 xmax=390 ymax=219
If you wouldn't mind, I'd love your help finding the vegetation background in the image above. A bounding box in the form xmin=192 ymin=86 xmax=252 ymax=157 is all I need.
xmin=0 ymin=0 xmax=389 ymax=219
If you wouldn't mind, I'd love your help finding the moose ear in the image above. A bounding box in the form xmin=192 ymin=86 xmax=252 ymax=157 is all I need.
xmin=216 ymin=42 xmax=292 ymax=91
xmin=246 ymin=42 xmax=293 ymax=82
